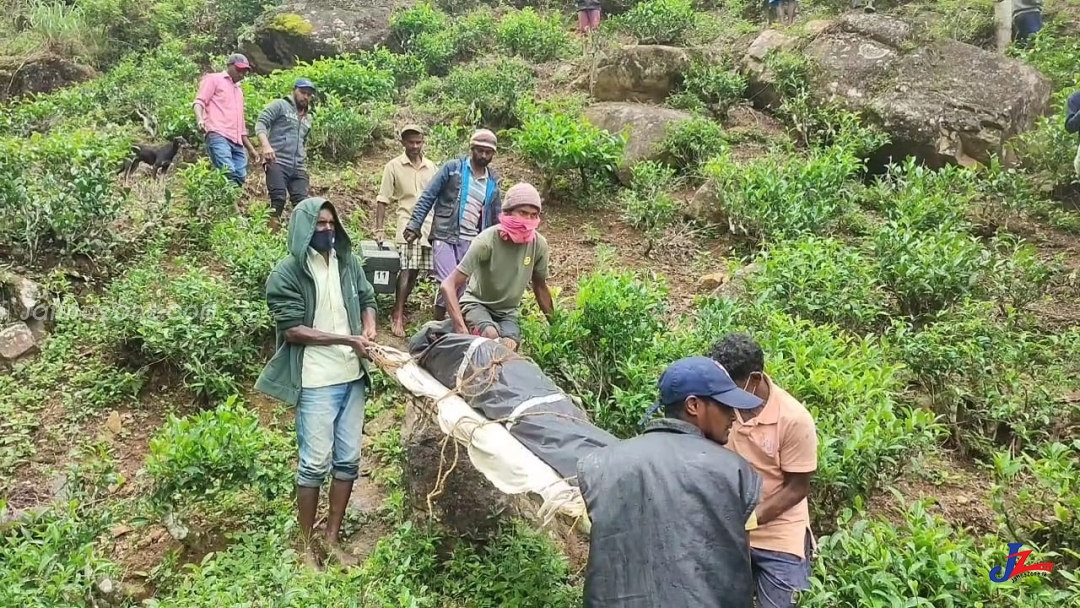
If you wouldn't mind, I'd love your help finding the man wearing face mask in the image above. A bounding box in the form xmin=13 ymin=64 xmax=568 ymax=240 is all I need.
xmin=438 ymin=182 xmax=554 ymax=352
xmin=403 ymin=129 xmax=503 ymax=321
xmin=256 ymin=78 xmax=317 ymax=232
xmin=709 ymin=333 xmax=818 ymax=608
xmin=577 ymin=356 xmax=763 ymax=608
xmin=255 ymin=197 xmax=378 ymax=570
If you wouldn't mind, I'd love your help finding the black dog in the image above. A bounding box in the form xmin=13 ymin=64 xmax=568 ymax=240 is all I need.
xmin=121 ymin=136 xmax=188 ymax=180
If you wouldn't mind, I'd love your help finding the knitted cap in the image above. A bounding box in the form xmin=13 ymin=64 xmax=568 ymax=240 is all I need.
xmin=470 ymin=129 xmax=498 ymax=150
xmin=503 ymin=182 xmax=542 ymax=212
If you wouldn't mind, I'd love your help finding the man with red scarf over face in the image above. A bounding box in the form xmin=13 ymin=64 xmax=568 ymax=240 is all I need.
xmin=439 ymin=182 xmax=555 ymax=351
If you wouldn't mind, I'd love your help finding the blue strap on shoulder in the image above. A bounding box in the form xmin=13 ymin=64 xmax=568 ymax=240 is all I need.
xmin=639 ymin=402 xmax=663 ymax=427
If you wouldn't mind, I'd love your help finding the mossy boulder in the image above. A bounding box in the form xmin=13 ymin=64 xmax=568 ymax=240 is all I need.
xmin=241 ymin=0 xmax=411 ymax=73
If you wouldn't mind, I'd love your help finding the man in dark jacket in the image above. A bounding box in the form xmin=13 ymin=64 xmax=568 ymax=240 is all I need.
xmin=256 ymin=78 xmax=316 ymax=231
xmin=254 ymin=197 xmax=378 ymax=569
xmin=577 ymin=356 xmax=763 ymax=608
xmin=403 ymin=129 xmax=503 ymax=321
xmin=1065 ymin=90 xmax=1080 ymax=179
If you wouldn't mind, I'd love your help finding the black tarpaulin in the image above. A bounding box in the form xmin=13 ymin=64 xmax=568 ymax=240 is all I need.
xmin=408 ymin=324 xmax=619 ymax=481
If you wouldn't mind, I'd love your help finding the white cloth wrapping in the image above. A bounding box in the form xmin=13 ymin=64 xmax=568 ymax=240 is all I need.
xmin=372 ymin=345 xmax=591 ymax=533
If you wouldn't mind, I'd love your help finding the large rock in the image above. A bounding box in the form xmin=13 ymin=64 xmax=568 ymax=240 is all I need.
xmin=240 ymin=0 xmax=409 ymax=73
xmin=591 ymin=45 xmax=694 ymax=104
xmin=584 ymin=102 xmax=694 ymax=184
xmin=0 ymin=322 xmax=37 ymax=361
xmin=0 ymin=55 xmax=94 ymax=102
xmin=742 ymin=12 xmax=1053 ymax=168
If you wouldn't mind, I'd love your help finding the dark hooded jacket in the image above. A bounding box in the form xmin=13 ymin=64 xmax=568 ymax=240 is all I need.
xmin=254 ymin=197 xmax=377 ymax=406
xmin=577 ymin=418 xmax=762 ymax=608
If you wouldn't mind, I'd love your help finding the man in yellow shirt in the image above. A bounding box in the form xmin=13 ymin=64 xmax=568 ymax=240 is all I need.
xmin=709 ymin=333 xmax=819 ymax=608
xmin=375 ymin=124 xmax=438 ymax=337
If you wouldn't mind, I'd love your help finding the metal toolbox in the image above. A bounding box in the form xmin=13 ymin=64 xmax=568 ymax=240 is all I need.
xmin=359 ymin=240 xmax=401 ymax=295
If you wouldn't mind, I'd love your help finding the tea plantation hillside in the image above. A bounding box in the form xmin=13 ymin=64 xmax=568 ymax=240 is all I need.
xmin=1 ymin=0 xmax=1079 ymax=605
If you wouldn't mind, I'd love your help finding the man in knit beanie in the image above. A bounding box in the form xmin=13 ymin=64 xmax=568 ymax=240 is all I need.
xmin=438 ymin=182 xmax=555 ymax=351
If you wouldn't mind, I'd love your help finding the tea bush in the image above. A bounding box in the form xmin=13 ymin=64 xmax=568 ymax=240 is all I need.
xmin=744 ymin=236 xmax=892 ymax=333
xmin=620 ymin=161 xmax=683 ymax=236
xmin=704 ymin=142 xmax=863 ymax=243
xmin=102 ymin=255 xmax=272 ymax=401
xmin=891 ymin=301 xmax=1080 ymax=456
xmin=410 ymin=56 xmax=535 ymax=128
xmin=146 ymin=396 xmax=294 ymax=510
xmin=615 ymin=0 xmax=699 ymax=45
xmin=805 ymin=501 xmax=1075 ymax=606
xmin=307 ymin=97 xmax=395 ymax=163
xmin=659 ymin=116 xmax=726 ymax=177
xmin=179 ymin=158 xmax=242 ymax=245
xmin=0 ymin=127 xmax=132 ymax=262
xmin=0 ymin=502 xmax=123 ymax=607
xmin=495 ymin=7 xmax=577 ymax=63
xmin=390 ymin=3 xmax=497 ymax=75
xmin=208 ymin=205 xmax=288 ymax=300
xmin=991 ymin=441 xmax=1080 ymax=569
xmin=871 ymin=220 xmax=991 ymax=320
xmin=667 ymin=59 xmax=748 ymax=116
xmin=508 ymin=105 xmax=625 ymax=202
xmin=693 ymin=297 xmax=942 ymax=526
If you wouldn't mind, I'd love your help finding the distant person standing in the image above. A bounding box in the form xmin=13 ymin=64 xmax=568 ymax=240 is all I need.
xmin=375 ymin=124 xmax=439 ymax=337
xmin=403 ymin=129 xmax=503 ymax=322
xmin=1012 ymin=0 xmax=1043 ymax=45
xmin=193 ymin=53 xmax=259 ymax=187
xmin=256 ymin=78 xmax=316 ymax=231
xmin=576 ymin=0 xmax=602 ymax=34
xmin=1066 ymin=89 xmax=1080 ymax=179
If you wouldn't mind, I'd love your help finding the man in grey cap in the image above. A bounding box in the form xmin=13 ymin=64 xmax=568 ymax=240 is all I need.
xmin=193 ymin=53 xmax=260 ymax=187
xmin=403 ymin=129 xmax=502 ymax=322
xmin=375 ymin=124 xmax=439 ymax=336
xmin=256 ymin=78 xmax=317 ymax=231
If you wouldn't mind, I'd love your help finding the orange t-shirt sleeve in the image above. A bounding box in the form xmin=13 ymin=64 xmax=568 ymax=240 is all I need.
xmin=780 ymin=408 xmax=818 ymax=474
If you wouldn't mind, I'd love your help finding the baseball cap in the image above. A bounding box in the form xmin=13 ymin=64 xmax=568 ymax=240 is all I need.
xmin=294 ymin=78 xmax=316 ymax=92
xmin=226 ymin=53 xmax=250 ymax=70
xmin=469 ymin=129 xmax=497 ymax=150
xmin=658 ymin=356 xmax=762 ymax=411
xmin=399 ymin=123 xmax=425 ymax=138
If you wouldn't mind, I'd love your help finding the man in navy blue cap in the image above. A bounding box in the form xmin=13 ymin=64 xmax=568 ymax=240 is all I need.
xmin=256 ymin=78 xmax=317 ymax=231
xmin=576 ymin=356 xmax=764 ymax=608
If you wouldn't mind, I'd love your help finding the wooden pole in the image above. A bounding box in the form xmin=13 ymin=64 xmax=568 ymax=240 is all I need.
xmin=996 ymin=0 xmax=1014 ymax=53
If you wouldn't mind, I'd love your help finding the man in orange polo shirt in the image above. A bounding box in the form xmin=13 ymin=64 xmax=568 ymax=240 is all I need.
xmin=708 ymin=333 xmax=818 ymax=608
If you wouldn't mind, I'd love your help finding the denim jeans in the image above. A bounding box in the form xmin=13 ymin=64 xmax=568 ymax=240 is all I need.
xmin=205 ymin=131 xmax=248 ymax=186
xmin=751 ymin=530 xmax=814 ymax=608
xmin=295 ymin=380 xmax=366 ymax=488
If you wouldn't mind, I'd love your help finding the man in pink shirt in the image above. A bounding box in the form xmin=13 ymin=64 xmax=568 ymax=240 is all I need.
xmin=709 ymin=333 xmax=819 ymax=608
xmin=193 ymin=53 xmax=259 ymax=187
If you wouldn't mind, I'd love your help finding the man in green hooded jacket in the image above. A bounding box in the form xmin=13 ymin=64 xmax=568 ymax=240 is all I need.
xmin=255 ymin=196 xmax=378 ymax=568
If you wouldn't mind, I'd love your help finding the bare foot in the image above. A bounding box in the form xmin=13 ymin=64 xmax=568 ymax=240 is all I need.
xmin=324 ymin=540 xmax=358 ymax=568
xmin=390 ymin=314 xmax=406 ymax=338
xmin=300 ymin=541 xmax=325 ymax=571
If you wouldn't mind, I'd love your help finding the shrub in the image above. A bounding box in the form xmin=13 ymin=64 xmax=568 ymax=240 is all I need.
xmin=508 ymin=105 xmax=625 ymax=202
xmin=102 ymin=256 xmax=272 ymax=402
xmin=179 ymin=158 xmax=242 ymax=244
xmin=704 ymin=143 xmax=863 ymax=243
xmin=620 ymin=161 xmax=682 ymax=236
xmin=0 ymin=128 xmax=132 ymax=262
xmin=693 ymin=298 xmax=942 ymax=526
xmin=146 ymin=396 xmax=293 ymax=509
xmin=391 ymin=3 xmax=497 ymax=75
xmin=209 ymin=206 xmax=288 ymax=300
xmin=991 ymin=442 xmax=1080 ymax=569
xmin=667 ymin=60 xmax=748 ymax=116
xmin=745 ymin=236 xmax=892 ymax=333
xmin=890 ymin=301 xmax=1080 ymax=456
xmin=495 ymin=8 xmax=576 ymax=63
xmin=659 ymin=116 xmax=726 ymax=177
xmin=863 ymin=157 xmax=976 ymax=231
xmin=306 ymin=97 xmax=394 ymax=163
xmin=871 ymin=221 xmax=991 ymax=320
xmin=616 ymin=0 xmax=698 ymax=45
xmin=804 ymin=501 xmax=1074 ymax=606
xmin=410 ymin=57 xmax=535 ymax=128
xmin=242 ymin=56 xmax=397 ymax=110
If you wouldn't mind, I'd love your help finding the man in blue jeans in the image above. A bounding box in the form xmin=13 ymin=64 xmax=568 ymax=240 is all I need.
xmin=193 ymin=53 xmax=260 ymax=186
xmin=255 ymin=197 xmax=378 ymax=569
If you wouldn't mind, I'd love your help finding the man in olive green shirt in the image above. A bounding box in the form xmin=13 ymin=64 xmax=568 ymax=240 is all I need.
xmin=440 ymin=182 xmax=555 ymax=351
